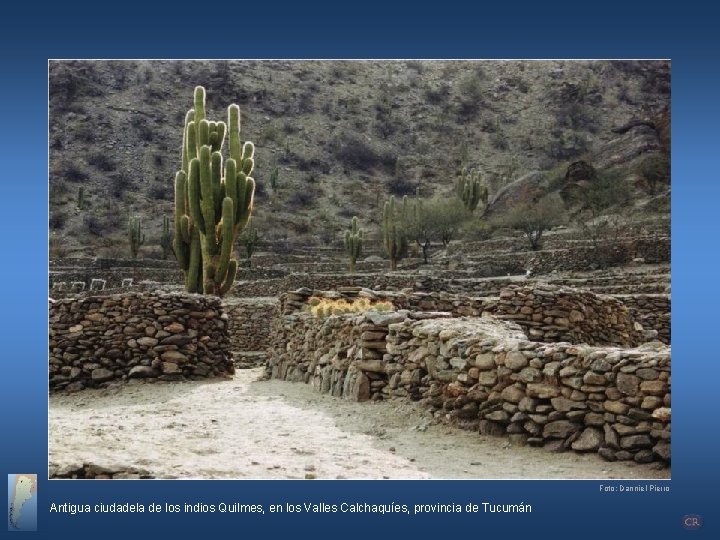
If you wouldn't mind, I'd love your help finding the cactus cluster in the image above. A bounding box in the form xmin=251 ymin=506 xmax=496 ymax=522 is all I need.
xmin=382 ymin=195 xmax=409 ymax=271
xmin=128 ymin=216 xmax=145 ymax=259
xmin=344 ymin=216 xmax=363 ymax=272
xmin=173 ymin=86 xmax=255 ymax=296
xmin=456 ymin=166 xmax=489 ymax=212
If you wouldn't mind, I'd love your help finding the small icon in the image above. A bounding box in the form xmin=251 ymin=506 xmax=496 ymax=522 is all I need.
xmin=682 ymin=514 xmax=703 ymax=530
xmin=7 ymin=474 xmax=38 ymax=532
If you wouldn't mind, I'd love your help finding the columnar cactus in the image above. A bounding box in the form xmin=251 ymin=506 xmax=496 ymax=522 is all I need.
xmin=77 ymin=187 xmax=85 ymax=210
xmin=382 ymin=196 xmax=409 ymax=271
xmin=344 ymin=216 xmax=363 ymax=272
xmin=128 ymin=216 xmax=145 ymax=259
xmin=456 ymin=166 xmax=489 ymax=212
xmin=269 ymin=166 xmax=279 ymax=192
xmin=173 ymin=86 xmax=255 ymax=296
xmin=160 ymin=216 xmax=173 ymax=260
xmin=239 ymin=224 xmax=259 ymax=265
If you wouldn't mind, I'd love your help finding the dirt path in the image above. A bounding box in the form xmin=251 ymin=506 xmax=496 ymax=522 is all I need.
xmin=49 ymin=369 xmax=670 ymax=480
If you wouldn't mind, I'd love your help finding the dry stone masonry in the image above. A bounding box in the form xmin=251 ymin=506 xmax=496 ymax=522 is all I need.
xmin=49 ymin=292 xmax=234 ymax=392
xmin=268 ymin=286 xmax=671 ymax=465
xmin=484 ymin=284 xmax=650 ymax=346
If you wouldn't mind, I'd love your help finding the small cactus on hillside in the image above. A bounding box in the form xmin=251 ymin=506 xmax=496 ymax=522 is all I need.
xmin=160 ymin=216 xmax=173 ymax=260
xmin=382 ymin=195 xmax=409 ymax=271
xmin=77 ymin=187 xmax=86 ymax=210
xmin=128 ymin=216 xmax=145 ymax=259
xmin=239 ymin=224 xmax=259 ymax=266
xmin=173 ymin=86 xmax=256 ymax=296
xmin=456 ymin=166 xmax=489 ymax=212
xmin=269 ymin=166 xmax=279 ymax=192
xmin=344 ymin=216 xmax=363 ymax=272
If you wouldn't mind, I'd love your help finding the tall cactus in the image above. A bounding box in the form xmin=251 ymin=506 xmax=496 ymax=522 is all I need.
xmin=173 ymin=86 xmax=255 ymax=297
xmin=77 ymin=186 xmax=85 ymax=210
xmin=382 ymin=195 xmax=409 ymax=271
xmin=128 ymin=216 xmax=145 ymax=259
xmin=344 ymin=216 xmax=363 ymax=273
xmin=160 ymin=216 xmax=173 ymax=260
xmin=456 ymin=166 xmax=489 ymax=212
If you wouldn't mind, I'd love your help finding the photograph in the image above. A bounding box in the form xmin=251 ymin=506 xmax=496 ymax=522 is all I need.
xmin=48 ymin=59 xmax=671 ymax=481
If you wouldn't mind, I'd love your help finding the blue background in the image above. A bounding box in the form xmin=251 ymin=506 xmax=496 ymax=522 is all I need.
xmin=2 ymin=1 xmax=717 ymax=538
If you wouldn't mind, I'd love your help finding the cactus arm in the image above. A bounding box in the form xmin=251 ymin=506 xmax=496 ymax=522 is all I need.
xmin=198 ymin=146 xmax=218 ymax=255
xmin=185 ymin=120 xmax=197 ymax=164
xmin=215 ymin=197 xmax=235 ymax=284
xmin=228 ymin=105 xmax=241 ymax=163
xmin=186 ymin=228 xmax=201 ymax=293
xmin=211 ymin=150 xmax=223 ymax=221
xmin=217 ymin=258 xmax=237 ymax=297
xmin=187 ymin=158 xmax=204 ymax=233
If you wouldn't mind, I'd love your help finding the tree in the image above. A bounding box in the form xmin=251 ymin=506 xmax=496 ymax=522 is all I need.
xmin=408 ymin=197 xmax=468 ymax=263
xmin=503 ymin=194 xmax=566 ymax=251
xmin=637 ymin=154 xmax=670 ymax=195
xmin=571 ymin=170 xmax=636 ymax=267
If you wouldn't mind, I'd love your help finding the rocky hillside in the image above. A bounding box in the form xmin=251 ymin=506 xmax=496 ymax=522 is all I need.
xmin=49 ymin=60 xmax=670 ymax=258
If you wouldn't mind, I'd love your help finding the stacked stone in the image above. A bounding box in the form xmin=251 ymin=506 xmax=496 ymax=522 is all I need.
xmin=484 ymin=284 xmax=649 ymax=346
xmin=49 ymin=292 xmax=234 ymax=392
xmin=267 ymin=307 xmax=410 ymax=401
xmin=223 ymin=297 xmax=278 ymax=352
xmin=383 ymin=316 xmax=670 ymax=464
xmin=266 ymin=287 xmax=671 ymax=464
xmin=403 ymin=291 xmax=487 ymax=316
xmin=616 ymin=294 xmax=671 ymax=344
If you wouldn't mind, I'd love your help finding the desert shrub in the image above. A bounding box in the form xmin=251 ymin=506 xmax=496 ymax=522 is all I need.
xmin=83 ymin=214 xmax=105 ymax=236
xmin=55 ymin=161 xmax=89 ymax=183
xmin=332 ymin=132 xmax=396 ymax=173
xmin=288 ymin=189 xmax=316 ymax=208
xmin=305 ymin=297 xmax=395 ymax=318
xmin=131 ymin=115 xmax=154 ymax=142
xmin=253 ymin=180 xmax=268 ymax=200
xmin=74 ymin=123 xmax=94 ymax=143
xmin=386 ymin=176 xmax=416 ymax=196
xmin=455 ymin=73 xmax=485 ymax=119
xmin=636 ymin=154 xmax=670 ymax=194
xmin=49 ymin=211 xmax=68 ymax=230
xmin=148 ymin=182 xmax=171 ymax=200
xmin=109 ymin=172 xmax=133 ymax=199
xmin=423 ymin=83 xmax=450 ymax=105
xmin=88 ymin=152 xmax=117 ymax=172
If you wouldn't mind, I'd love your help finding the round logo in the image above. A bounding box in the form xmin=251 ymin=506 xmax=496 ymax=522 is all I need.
xmin=682 ymin=515 xmax=703 ymax=530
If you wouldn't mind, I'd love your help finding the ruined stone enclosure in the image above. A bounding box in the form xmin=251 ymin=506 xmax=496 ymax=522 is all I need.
xmin=268 ymin=285 xmax=670 ymax=466
xmin=48 ymin=247 xmax=671 ymax=475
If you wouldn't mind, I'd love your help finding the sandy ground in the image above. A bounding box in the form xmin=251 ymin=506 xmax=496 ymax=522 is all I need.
xmin=49 ymin=368 xmax=670 ymax=480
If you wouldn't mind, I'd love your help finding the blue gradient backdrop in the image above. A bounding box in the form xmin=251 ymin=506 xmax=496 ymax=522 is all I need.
xmin=2 ymin=1 xmax=718 ymax=538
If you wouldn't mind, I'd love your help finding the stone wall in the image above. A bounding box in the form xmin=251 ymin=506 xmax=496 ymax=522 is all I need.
xmin=223 ymin=297 xmax=278 ymax=352
xmin=385 ymin=316 xmax=670 ymax=464
xmin=268 ymin=288 xmax=670 ymax=463
xmin=267 ymin=308 xmax=671 ymax=464
xmin=616 ymin=295 xmax=671 ymax=344
xmin=484 ymin=284 xmax=649 ymax=346
xmin=49 ymin=292 xmax=234 ymax=392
